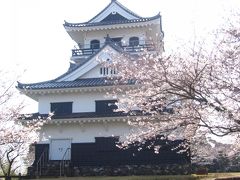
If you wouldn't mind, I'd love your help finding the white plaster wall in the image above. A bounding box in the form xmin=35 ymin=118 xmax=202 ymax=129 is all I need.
xmin=81 ymin=65 xmax=115 ymax=79
xmin=58 ymin=45 xmax=117 ymax=81
xmin=84 ymin=27 xmax=147 ymax=47
xmin=67 ymin=31 xmax=85 ymax=46
xmin=39 ymin=121 xmax=131 ymax=143
xmin=70 ymin=27 xmax=150 ymax=47
xmin=38 ymin=91 xmax=115 ymax=114
xmin=81 ymin=65 xmax=101 ymax=78
xmin=69 ymin=24 xmax=162 ymax=48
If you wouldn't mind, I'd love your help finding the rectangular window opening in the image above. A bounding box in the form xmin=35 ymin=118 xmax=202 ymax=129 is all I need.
xmin=95 ymin=100 xmax=118 ymax=114
xmin=50 ymin=102 xmax=73 ymax=115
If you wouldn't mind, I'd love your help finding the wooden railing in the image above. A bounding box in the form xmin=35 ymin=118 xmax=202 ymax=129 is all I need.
xmin=122 ymin=43 xmax=155 ymax=52
xmin=72 ymin=42 xmax=156 ymax=57
xmin=72 ymin=48 xmax=99 ymax=56
xmin=36 ymin=148 xmax=48 ymax=177
xmin=59 ymin=148 xmax=71 ymax=177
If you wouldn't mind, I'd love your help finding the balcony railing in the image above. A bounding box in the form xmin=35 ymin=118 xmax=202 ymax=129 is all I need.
xmin=122 ymin=43 xmax=155 ymax=53
xmin=72 ymin=48 xmax=99 ymax=56
xmin=72 ymin=41 xmax=156 ymax=57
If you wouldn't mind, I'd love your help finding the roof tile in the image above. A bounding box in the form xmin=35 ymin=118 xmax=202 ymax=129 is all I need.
xmin=64 ymin=15 xmax=160 ymax=28
xmin=17 ymin=78 xmax=135 ymax=90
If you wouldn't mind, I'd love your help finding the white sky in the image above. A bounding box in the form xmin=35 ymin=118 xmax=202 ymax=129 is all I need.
xmin=0 ymin=0 xmax=239 ymax=112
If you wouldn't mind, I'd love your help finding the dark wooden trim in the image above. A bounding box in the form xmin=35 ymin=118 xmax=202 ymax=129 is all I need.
xmin=33 ymin=137 xmax=190 ymax=168
xmin=71 ymin=137 xmax=190 ymax=166
xmin=72 ymin=43 xmax=155 ymax=57
xmin=33 ymin=144 xmax=49 ymax=165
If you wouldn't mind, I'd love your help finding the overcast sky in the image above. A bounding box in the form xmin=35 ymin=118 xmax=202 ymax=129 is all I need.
xmin=0 ymin=0 xmax=239 ymax=111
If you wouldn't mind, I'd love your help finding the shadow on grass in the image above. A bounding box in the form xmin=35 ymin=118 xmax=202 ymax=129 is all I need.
xmin=31 ymin=175 xmax=200 ymax=180
xmin=30 ymin=173 xmax=240 ymax=180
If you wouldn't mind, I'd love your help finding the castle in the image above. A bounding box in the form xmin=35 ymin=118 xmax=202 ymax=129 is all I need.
xmin=17 ymin=0 xmax=189 ymax=177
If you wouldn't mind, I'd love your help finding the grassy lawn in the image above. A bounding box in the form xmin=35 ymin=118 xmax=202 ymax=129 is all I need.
xmin=193 ymin=172 xmax=240 ymax=180
xmin=31 ymin=176 xmax=197 ymax=180
xmin=32 ymin=173 xmax=240 ymax=180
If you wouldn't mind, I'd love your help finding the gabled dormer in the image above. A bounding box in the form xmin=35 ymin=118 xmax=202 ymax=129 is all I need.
xmin=87 ymin=0 xmax=141 ymax=23
xmin=64 ymin=0 xmax=164 ymax=66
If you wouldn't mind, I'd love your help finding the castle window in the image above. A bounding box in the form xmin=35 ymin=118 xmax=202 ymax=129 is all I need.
xmin=129 ymin=37 xmax=139 ymax=46
xmin=90 ymin=40 xmax=100 ymax=49
xmin=100 ymin=67 xmax=116 ymax=75
xmin=95 ymin=100 xmax=118 ymax=114
xmin=110 ymin=37 xmax=122 ymax=46
xmin=50 ymin=102 xmax=73 ymax=115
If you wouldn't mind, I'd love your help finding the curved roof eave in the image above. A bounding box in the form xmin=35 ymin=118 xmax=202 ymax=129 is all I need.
xmin=17 ymin=42 xmax=126 ymax=90
xmin=17 ymin=77 xmax=136 ymax=91
xmin=63 ymin=13 xmax=161 ymax=29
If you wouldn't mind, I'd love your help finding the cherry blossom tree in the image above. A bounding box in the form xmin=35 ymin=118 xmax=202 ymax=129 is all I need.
xmin=105 ymin=14 xmax=240 ymax=157
xmin=0 ymin=70 xmax=49 ymax=177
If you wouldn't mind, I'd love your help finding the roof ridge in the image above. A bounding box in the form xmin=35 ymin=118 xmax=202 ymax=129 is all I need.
xmin=17 ymin=41 xmax=136 ymax=89
xmin=17 ymin=79 xmax=55 ymax=88
xmin=64 ymin=0 xmax=145 ymax=27
xmin=17 ymin=42 xmax=126 ymax=87
xmin=64 ymin=14 xmax=160 ymax=28
xmin=16 ymin=76 xmax=135 ymax=90
xmin=114 ymin=0 xmax=142 ymax=19
xmin=53 ymin=43 xmax=110 ymax=82
xmin=17 ymin=46 xmax=106 ymax=87
xmin=88 ymin=0 xmax=142 ymax=23
xmin=87 ymin=0 xmax=113 ymax=23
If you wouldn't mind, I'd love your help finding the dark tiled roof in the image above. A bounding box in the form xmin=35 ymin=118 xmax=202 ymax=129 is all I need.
xmin=21 ymin=111 xmax=142 ymax=120
xmin=20 ymin=109 xmax=173 ymax=121
xmin=17 ymin=77 xmax=135 ymax=90
xmin=19 ymin=108 xmax=174 ymax=120
xmin=64 ymin=14 xmax=160 ymax=28
xmin=55 ymin=45 xmax=105 ymax=81
xmin=17 ymin=42 xmax=128 ymax=91
xmin=54 ymin=42 xmax=125 ymax=82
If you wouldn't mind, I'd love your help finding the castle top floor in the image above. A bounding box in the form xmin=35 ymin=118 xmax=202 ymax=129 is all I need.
xmin=63 ymin=0 xmax=164 ymax=64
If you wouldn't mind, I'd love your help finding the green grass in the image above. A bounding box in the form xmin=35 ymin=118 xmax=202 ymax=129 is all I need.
xmin=34 ymin=175 xmax=198 ymax=180
xmin=193 ymin=172 xmax=240 ymax=179
xmin=64 ymin=175 xmax=198 ymax=180
xmin=32 ymin=173 xmax=240 ymax=180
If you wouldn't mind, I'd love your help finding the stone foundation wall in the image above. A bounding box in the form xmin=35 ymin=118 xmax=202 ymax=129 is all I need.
xmin=71 ymin=164 xmax=192 ymax=176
